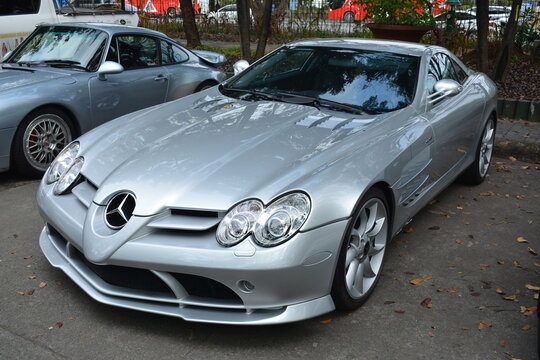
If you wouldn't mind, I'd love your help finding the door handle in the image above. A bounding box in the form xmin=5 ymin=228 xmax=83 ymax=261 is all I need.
xmin=154 ymin=75 xmax=168 ymax=81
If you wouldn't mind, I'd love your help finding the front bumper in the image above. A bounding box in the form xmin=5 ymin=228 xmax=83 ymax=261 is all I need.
xmin=37 ymin=178 xmax=348 ymax=325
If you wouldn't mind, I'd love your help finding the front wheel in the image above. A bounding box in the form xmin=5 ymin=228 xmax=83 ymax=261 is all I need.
xmin=12 ymin=108 xmax=74 ymax=178
xmin=331 ymin=188 xmax=390 ymax=310
xmin=460 ymin=117 xmax=496 ymax=185
xmin=343 ymin=11 xmax=355 ymax=23
xmin=166 ymin=7 xmax=177 ymax=17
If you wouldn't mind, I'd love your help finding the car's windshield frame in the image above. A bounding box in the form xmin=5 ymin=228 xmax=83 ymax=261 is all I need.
xmin=223 ymin=46 xmax=421 ymax=115
xmin=6 ymin=25 xmax=109 ymax=72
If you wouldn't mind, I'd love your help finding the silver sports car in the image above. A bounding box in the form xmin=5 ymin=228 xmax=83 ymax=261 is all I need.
xmin=0 ymin=23 xmax=226 ymax=176
xmin=37 ymin=39 xmax=497 ymax=325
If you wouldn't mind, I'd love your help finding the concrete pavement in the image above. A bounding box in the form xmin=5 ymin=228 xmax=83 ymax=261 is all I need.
xmin=0 ymin=157 xmax=538 ymax=360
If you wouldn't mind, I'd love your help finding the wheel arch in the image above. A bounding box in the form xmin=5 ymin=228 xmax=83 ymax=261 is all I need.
xmin=21 ymin=104 xmax=81 ymax=138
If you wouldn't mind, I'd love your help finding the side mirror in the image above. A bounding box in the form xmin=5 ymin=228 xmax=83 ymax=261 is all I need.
xmin=428 ymin=79 xmax=463 ymax=104
xmin=233 ymin=60 xmax=249 ymax=75
xmin=97 ymin=61 xmax=124 ymax=81
xmin=2 ymin=51 xmax=12 ymax=61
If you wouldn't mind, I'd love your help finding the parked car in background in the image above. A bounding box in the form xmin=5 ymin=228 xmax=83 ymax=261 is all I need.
xmin=0 ymin=23 xmax=226 ymax=176
xmin=207 ymin=4 xmax=238 ymax=24
xmin=124 ymin=0 xmax=200 ymax=17
xmin=0 ymin=0 xmax=138 ymax=61
xmin=37 ymin=39 xmax=497 ymax=325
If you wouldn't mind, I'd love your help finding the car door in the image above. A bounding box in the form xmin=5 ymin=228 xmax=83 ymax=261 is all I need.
xmin=89 ymin=33 xmax=170 ymax=127
xmin=424 ymin=52 xmax=484 ymax=181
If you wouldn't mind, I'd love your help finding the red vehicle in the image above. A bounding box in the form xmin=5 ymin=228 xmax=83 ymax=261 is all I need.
xmin=126 ymin=0 xmax=200 ymax=17
xmin=327 ymin=0 xmax=448 ymax=23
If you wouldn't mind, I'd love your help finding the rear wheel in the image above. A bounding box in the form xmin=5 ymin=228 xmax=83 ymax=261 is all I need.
xmin=166 ymin=7 xmax=177 ymax=17
xmin=343 ymin=11 xmax=355 ymax=23
xmin=331 ymin=188 xmax=390 ymax=310
xmin=460 ymin=117 xmax=496 ymax=185
xmin=12 ymin=107 xmax=74 ymax=178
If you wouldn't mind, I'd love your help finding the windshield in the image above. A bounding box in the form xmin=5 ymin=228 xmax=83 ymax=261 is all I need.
xmin=225 ymin=47 xmax=420 ymax=114
xmin=7 ymin=26 xmax=108 ymax=71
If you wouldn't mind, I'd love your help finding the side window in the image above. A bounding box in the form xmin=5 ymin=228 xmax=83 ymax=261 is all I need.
xmin=0 ymin=0 xmax=40 ymax=15
xmin=426 ymin=53 xmax=459 ymax=94
xmin=111 ymin=35 xmax=159 ymax=70
xmin=161 ymin=41 xmax=188 ymax=64
xmin=106 ymin=37 xmax=119 ymax=63
xmin=450 ymin=59 xmax=468 ymax=84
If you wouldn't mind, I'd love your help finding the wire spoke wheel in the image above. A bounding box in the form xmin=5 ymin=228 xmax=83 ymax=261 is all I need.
xmin=22 ymin=113 xmax=72 ymax=172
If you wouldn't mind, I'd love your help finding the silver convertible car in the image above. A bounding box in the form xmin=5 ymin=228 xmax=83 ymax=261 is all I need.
xmin=37 ymin=39 xmax=497 ymax=325
xmin=0 ymin=23 xmax=226 ymax=176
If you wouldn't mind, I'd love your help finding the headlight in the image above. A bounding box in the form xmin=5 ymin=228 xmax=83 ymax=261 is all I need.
xmin=216 ymin=192 xmax=311 ymax=248
xmin=46 ymin=141 xmax=80 ymax=184
xmin=53 ymin=157 xmax=84 ymax=195
xmin=216 ymin=199 xmax=263 ymax=246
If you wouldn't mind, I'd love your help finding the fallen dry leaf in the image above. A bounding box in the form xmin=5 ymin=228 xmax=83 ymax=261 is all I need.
xmin=47 ymin=326 xmax=54 ymax=330
xmin=319 ymin=319 xmax=332 ymax=324
xmin=420 ymin=298 xmax=432 ymax=308
xmin=410 ymin=276 xmax=432 ymax=285
xmin=513 ymin=261 xmax=522 ymax=268
xmin=54 ymin=280 xmax=63 ymax=286
xmin=525 ymin=284 xmax=540 ymax=291
xmin=521 ymin=324 xmax=532 ymax=331
xmin=479 ymin=192 xmax=494 ymax=196
xmin=428 ymin=226 xmax=440 ymax=230
xmin=404 ymin=227 xmax=413 ymax=233
xmin=479 ymin=306 xmax=486 ymax=310
xmin=394 ymin=310 xmax=405 ymax=314
xmin=497 ymin=260 xmax=506 ymax=265
xmin=15 ymin=291 xmax=25 ymax=295
xmin=428 ymin=199 xmax=438 ymax=205
xmin=481 ymin=320 xmax=493 ymax=327
xmin=428 ymin=331 xmax=435 ymax=337
xmin=520 ymin=165 xmax=530 ymax=169
xmin=455 ymin=239 xmax=463 ymax=244
xmin=23 ymin=255 xmax=32 ymax=260
xmin=503 ymin=295 xmax=517 ymax=301
xmin=496 ymin=288 xmax=505 ymax=294
xmin=38 ymin=282 xmax=47 ymax=289
xmin=499 ymin=340 xmax=506 ymax=347
xmin=508 ymin=156 xmax=517 ymax=162
xmin=461 ymin=327 xmax=470 ymax=330
xmin=534 ymin=263 xmax=540 ymax=268
xmin=27 ymin=275 xmax=37 ymax=279
xmin=27 ymin=290 xmax=34 ymax=295
xmin=516 ymin=237 xmax=528 ymax=243
xmin=527 ymin=247 xmax=537 ymax=256
xmin=448 ymin=288 xmax=459 ymax=293
xmin=56 ymin=322 xmax=63 ymax=328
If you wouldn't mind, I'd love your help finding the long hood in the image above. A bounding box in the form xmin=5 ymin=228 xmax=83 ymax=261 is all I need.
xmin=0 ymin=66 xmax=70 ymax=92
xmin=81 ymin=89 xmax=388 ymax=215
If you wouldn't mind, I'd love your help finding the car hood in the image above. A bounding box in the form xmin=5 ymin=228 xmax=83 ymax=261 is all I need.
xmin=81 ymin=89 xmax=391 ymax=215
xmin=0 ymin=66 xmax=71 ymax=92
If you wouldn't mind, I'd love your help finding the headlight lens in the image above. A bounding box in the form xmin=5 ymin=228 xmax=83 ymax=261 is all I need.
xmin=53 ymin=157 xmax=84 ymax=195
xmin=46 ymin=141 xmax=80 ymax=184
xmin=216 ymin=199 xmax=263 ymax=246
xmin=216 ymin=193 xmax=311 ymax=248
xmin=254 ymin=193 xmax=311 ymax=247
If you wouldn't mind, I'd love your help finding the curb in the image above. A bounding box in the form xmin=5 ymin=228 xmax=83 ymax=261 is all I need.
xmin=497 ymin=98 xmax=540 ymax=122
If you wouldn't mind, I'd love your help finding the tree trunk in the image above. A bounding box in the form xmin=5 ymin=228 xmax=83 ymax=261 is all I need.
xmin=493 ymin=0 xmax=522 ymax=81
xmin=476 ymin=0 xmax=489 ymax=73
xmin=236 ymin=0 xmax=251 ymax=60
xmin=180 ymin=0 xmax=202 ymax=48
xmin=254 ymin=0 xmax=272 ymax=60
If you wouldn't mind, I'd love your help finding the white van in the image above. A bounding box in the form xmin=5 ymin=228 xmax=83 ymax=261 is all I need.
xmin=1 ymin=0 xmax=138 ymax=60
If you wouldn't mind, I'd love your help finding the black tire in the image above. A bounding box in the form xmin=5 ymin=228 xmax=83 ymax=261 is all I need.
xmin=459 ymin=117 xmax=496 ymax=185
xmin=194 ymin=80 xmax=218 ymax=93
xmin=331 ymin=187 xmax=391 ymax=310
xmin=12 ymin=107 xmax=75 ymax=178
xmin=166 ymin=7 xmax=176 ymax=17
xmin=343 ymin=11 xmax=355 ymax=23
xmin=208 ymin=17 xmax=218 ymax=26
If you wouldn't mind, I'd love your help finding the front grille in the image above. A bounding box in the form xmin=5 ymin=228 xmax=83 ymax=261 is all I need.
xmin=71 ymin=248 xmax=175 ymax=296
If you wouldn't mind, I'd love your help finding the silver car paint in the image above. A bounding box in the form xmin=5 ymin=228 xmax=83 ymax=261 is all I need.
xmin=37 ymin=39 xmax=498 ymax=324
xmin=0 ymin=23 xmax=226 ymax=172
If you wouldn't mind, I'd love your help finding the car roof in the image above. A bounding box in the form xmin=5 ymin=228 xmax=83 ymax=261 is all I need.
xmin=286 ymin=38 xmax=430 ymax=56
xmin=36 ymin=22 xmax=168 ymax=38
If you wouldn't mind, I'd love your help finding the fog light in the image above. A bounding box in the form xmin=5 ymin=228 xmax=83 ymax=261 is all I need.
xmin=238 ymin=280 xmax=255 ymax=293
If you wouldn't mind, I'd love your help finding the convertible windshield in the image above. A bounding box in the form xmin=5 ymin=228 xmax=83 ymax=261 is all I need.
xmin=225 ymin=47 xmax=420 ymax=114
xmin=8 ymin=26 xmax=108 ymax=71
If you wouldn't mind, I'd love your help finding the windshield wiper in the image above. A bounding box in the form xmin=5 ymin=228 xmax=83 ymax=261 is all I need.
xmin=271 ymin=91 xmax=366 ymax=115
xmin=219 ymin=85 xmax=283 ymax=102
xmin=16 ymin=60 xmax=87 ymax=71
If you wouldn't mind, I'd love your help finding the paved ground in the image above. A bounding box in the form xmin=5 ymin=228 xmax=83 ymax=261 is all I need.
xmin=0 ymin=157 xmax=538 ymax=360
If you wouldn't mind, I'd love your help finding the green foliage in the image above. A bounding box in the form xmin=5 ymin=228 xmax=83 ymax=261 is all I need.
xmin=515 ymin=7 xmax=540 ymax=53
xmin=355 ymin=0 xmax=435 ymax=26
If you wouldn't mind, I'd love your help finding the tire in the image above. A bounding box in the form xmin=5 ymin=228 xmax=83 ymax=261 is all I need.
xmin=12 ymin=107 xmax=74 ymax=178
xmin=166 ymin=7 xmax=176 ymax=18
xmin=343 ymin=11 xmax=355 ymax=23
xmin=331 ymin=187 xmax=391 ymax=310
xmin=208 ymin=17 xmax=218 ymax=26
xmin=459 ymin=117 xmax=496 ymax=185
xmin=195 ymin=80 xmax=218 ymax=92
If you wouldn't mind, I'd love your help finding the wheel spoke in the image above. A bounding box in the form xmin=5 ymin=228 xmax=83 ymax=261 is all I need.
xmin=352 ymin=262 xmax=364 ymax=294
xmin=366 ymin=217 xmax=385 ymax=237
xmin=365 ymin=202 xmax=378 ymax=234
xmin=346 ymin=259 xmax=359 ymax=289
xmin=345 ymin=247 xmax=356 ymax=267
xmin=362 ymin=258 xmax=376 ymax=278
xmin=357 ymin=209 xmax=368 ymax=237
xmin=368 ymin=244 xmax=384 ymax=256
